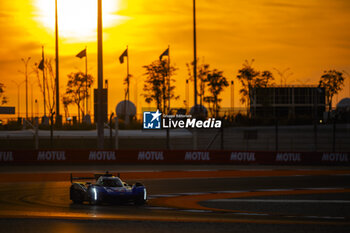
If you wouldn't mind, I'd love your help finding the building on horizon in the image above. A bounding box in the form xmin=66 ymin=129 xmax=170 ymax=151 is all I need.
xmin=250 ymin=86 xmax=326 ymax=120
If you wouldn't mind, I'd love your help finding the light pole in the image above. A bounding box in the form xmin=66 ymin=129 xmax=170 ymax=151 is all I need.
xmin=55 ymin=0 xmax=60 ymax=125
xmin=186 ymin=79 xmax=189 ymax=110
xmin=231 ymin=80 xmax=234 ymax=114
xmin=20 ymin=57 xmax=31 ymax=120
xmin=97 ymin=0 xmax=104 ymax=149
xmin=273 ymin=67 xmax=292 ymax=86
xmin=343 ymin=70 xmax=350 ymax=97
xmin=11 ymin=80 xmax=25 ymax=118
xmin=193 ymin=0 xmax=198 ymax=109
xmin=133 ymin=76 xmax=139 ymax=115
xmin=35 ymin=99 xmax=39 ymax=118
xmin=313 ymin=87 xmax=323 ymax=152
xmin=30 ymin=80 xmax=39 ymax=120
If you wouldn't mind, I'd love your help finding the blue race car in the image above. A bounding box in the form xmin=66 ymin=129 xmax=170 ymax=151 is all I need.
xmin=70 ymin=172 xmax=147 ymax=205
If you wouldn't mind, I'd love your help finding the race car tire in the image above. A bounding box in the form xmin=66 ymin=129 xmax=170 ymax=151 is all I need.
xmin=134 ymin=195 xmax=146 ymax=206
xmin=133 ymin=183 xmax=146 ymax=205
xmin=70 ymin=189 xmax=83 ymax=204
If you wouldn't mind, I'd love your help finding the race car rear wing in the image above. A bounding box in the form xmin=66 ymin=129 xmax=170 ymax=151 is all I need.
xmin=70 ymin=174 xmax=94 ymax=183
xmin=70 ymin=172 xmax=119 ymax=183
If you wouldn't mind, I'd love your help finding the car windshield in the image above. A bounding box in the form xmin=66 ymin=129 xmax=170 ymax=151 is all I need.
xmin=100 ymin=178 xmax=123 ymax=187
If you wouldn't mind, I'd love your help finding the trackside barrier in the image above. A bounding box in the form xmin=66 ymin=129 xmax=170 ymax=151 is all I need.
xmin=0 ymin=150 xmax=349 ymax=165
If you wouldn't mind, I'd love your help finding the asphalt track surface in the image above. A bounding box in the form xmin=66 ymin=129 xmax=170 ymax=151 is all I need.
xmin=0 ymin=165 xmax=349 ymax=233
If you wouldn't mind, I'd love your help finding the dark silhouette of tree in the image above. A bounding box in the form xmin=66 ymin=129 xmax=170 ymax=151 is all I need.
xmin=64 ymin=72 xmax=94 ymax=122
xmin=187 ymin=60 xmax=210 ymax=107
xmin=142 ymin=60 xmax=178 ymax=114
xmin=62 ymin=95 xmax=73 ymax=120
xmin=237 ymin=60 xmax=274 ymax=111
xmin=33 ymin=59 xmax=56 ymax=116
xmin=0 ymin=82 xmax=8 ymax=105
xmin=204 ymin=69 xmax=228 ymax=117
xmin=318 ymin=70 xmax=345 ymax=112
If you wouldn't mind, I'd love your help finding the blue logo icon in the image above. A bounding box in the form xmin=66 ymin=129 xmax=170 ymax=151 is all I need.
xmin=143 ymin=110 xmax=162 ymax=129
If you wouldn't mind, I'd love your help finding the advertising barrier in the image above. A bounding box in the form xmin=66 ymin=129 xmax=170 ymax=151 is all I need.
xmin=0 ymin=150 xmax=349 ymax=165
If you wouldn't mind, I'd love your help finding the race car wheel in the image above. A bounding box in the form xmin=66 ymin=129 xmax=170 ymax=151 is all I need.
xmin=71 ymin=189 xmax=83 ymax=204
xmin=134 ymin=195 xmax=146 ymax=206
xmin=133 ymin=183 xmax=146 ymax=205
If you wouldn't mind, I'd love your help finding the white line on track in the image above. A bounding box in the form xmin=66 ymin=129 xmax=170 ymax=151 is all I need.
xmin=149 ymin=194 xmax=180 ymax=198
xmin=258 ymin=189 xmax=292 ymax=192
xmin=185 ymin=170 xmax=219 ymax=172
xmin=180 ymin=209 xmax=212 ymax=213
xmin=207 ymin=199 xmax=350 ymax=204
xmin=148 ymin=188 xmax=350 ymax=220
xmin=306 ymin=187 xmax=345 ymax=190
xmin=232 ymin=212 xmax=270 ymax=216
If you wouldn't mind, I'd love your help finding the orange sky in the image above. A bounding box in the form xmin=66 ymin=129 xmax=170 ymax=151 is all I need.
xmin=0 ymin=0 xmax=349 ymax=119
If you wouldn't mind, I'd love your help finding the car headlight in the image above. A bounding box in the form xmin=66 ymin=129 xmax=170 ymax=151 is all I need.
xmin=92 ymin=187 xmax=97 ymax=201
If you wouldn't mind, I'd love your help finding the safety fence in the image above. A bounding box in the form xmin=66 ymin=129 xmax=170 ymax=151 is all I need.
xmin=0 ymin=150 xmax=348 ymax=165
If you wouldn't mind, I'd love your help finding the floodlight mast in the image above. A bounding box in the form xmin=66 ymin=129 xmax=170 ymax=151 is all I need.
xmin=193 ymin=0 xmax=198 ymax=109
xmin=55 ymin=0 xmax=60 ymax=124
xmin=97 ymin=0 xmax=104 ymax=148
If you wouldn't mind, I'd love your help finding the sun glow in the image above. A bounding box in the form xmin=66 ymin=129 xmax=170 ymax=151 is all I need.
xmin=34 ymin=0 xmax=122 ymax=40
